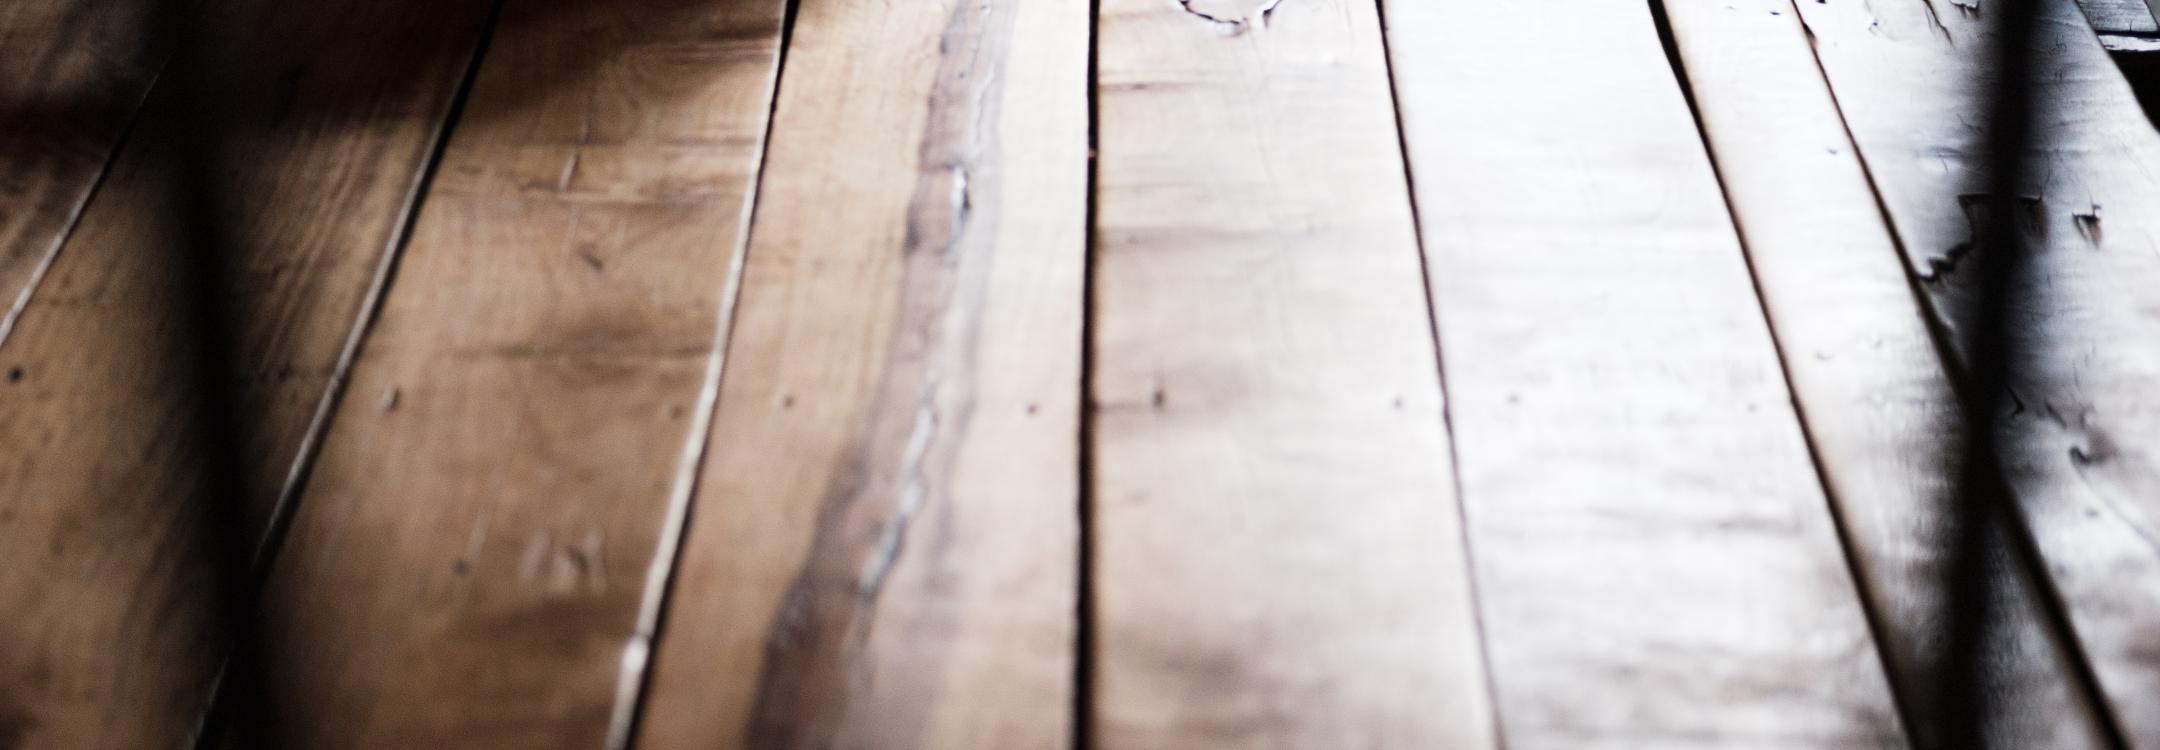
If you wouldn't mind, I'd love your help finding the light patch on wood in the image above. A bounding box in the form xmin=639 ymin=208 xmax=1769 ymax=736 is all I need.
xmin=1383 ymin=0 xmax=1908 ymax=745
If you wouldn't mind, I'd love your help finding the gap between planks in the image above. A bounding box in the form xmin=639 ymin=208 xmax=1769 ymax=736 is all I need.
xmin=187 ymin=0 xmax=512 ymax=741
xmin=600 ymin=0 xmax=801 ymax=744
xmin=1652 ymin=0 xmax=2124 ymax=746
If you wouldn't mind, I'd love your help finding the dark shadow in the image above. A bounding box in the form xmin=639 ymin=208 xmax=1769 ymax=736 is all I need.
xmin=2 ymin=0 xmax=753 ymax=746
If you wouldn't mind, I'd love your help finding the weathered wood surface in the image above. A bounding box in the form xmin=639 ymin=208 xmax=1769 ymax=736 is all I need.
xmin=1660 ymin=1 xmax=2116 ymax=747
xmin=632 ymin=0 xmax=1087 ymax=745
xmin=239 ymin=0 xmax=788 ymax=745
xmin=1088 ymin=1 xmax=1495 ymax=746
xmin=2079 ymin=0 xmax=2159 ymax=34
xmin=1793 ymin=0 xmax=2160 ymax=745
xmin=0 ymin=0 xmax=166 ymax=342
xmin=1383 ymin=0 xmax=1908 ymax=745
xmin=0 ymin=0 xmax=494 ymax=745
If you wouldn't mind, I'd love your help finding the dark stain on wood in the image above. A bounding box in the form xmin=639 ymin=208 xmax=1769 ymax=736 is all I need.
xmin=740 ymin=0 xmax=1017 ymax=745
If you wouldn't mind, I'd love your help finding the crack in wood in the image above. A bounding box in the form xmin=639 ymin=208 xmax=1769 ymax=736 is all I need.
xmin=1173 ymin=0 xmax=1283 ymax=33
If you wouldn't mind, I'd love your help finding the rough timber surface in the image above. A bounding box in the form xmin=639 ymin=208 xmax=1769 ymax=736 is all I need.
xmin=634 ymin=0 xmax=1087 ymax=745
xmin=0 ymin=0 xmax=494 ymax=745
xmin=1792 ymin=0 xmax=2160 ymax=745
xmin=246 ymin=0 xmax=786 ymax=745
xmin=1660 ymin=0 xmax=2116 ymax=747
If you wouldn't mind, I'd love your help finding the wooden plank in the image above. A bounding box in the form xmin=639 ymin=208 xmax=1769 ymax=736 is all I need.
xmin=632 ymin=0 xmax=1087 ymax=745
xmin=2078 ymin=0 xmax=2160 ymax=35
xmin=243 ymin=0 xmax=788 ymax=745
xmin=1087 ymin=1 xmax=1494 ymax=746
xmin=1659 ymin=2 xmax=2117 ymax=747
xmin=1381 ymin=1 xmax=1909 ymax=745
xmin=0 ymin=0 xmax=495 ymax=745
xmin=0 ymin=0 xmax=166 ymax=342
xmin=1790 ymin=0 xmax=2160 ymax=745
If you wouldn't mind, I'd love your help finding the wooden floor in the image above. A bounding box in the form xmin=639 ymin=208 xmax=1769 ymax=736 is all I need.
xmin=4 ymin=0 xmax=2160 ymax=747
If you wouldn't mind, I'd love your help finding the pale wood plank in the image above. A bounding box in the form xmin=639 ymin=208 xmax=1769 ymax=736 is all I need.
xmin=1791 ymin=0 xmax=2160 ymax=745
xmin=1660 ymin=2 xmax=2117 ymax=747
xmin=634 ymin=0 xmax=1087 ymax=745
xmin=1382 ymin=1 xmax=1909 ymax=745
xmin=0 ymin=0 xmax=495 ymax=744
xmin=242 ymin=0 xmax=788 ymax=745
xmin=1088 ymin=1 xmax=1495 ymax=746
xmin=0 ymin=0 xmax=166 ymax=341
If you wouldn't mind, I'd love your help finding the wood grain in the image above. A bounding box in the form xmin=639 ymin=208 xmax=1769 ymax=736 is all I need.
xmin=0 ymin=0 xmax=166 ymax=342
xmin=239 ymin=0 xmax=788 ymax=745
xmin=1660 ymin=1 xmax=2116 ymax=746
xmin=633 ymin=0 xmax=1087 ymax=745
xmin=1382 ymin=1 xmax=1909 ymax=746
xmin=1792 ymin=0 xmax=2160 ymax=745
xmin=2078 ymin=0 xmax=2159 ymax=34
xmin=0 ymin=0 xmax=494 ymax=745
xmin=232 ymin=0 xmax=790 ymax=747
xmin=1088 ymin=1 xmax=1495 ymax=746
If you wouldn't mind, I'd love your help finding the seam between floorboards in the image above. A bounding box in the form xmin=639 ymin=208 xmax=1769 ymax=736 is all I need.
xmin=184 ymin=0 xmax=510 ymax=744
xmin=245 ymin=0 xmax=510 ymax=574
xmin=1368 ymin=1 xmax=1509 ymax=747
xmin=1781 ymin=2 xmax=2134 ymax=746
xmin=1072 ymin=0 xmax=1101 ymax=744
xmin=0 ymin=66 xmax=166 ymax=349
xmin=1644 ymin=1 xmax=1923 ymax=742
xmin=1650 ymin=0 xmax=2056 ymax=747
xmin=602 ymin=0 xmax=802 ymax=745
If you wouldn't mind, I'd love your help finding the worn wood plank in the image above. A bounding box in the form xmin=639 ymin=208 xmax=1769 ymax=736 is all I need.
xmin=1382 ymin=1 xmax=1909 ymax=746
xmin=2078 ymin=0 xmax=2159 ymax=35
xmin=242 ymin=0 xmax=788 ymax=745
xmin=1659 ymin=2 xmax=2117 ymax=747
xmin=0 ymin=0 xmax=495 ymax=745
xmin=1791 ymin=0 xmax=2160 ymax=745
xmin=0 ymin=0 xmax=166 ymax=341
xmin=1088 ymin=1 xmax=1495 ymax=747
xmin=633 ymin=0 xmax=1087 ymax=745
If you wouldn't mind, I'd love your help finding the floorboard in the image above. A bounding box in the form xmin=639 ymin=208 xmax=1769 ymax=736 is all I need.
xmin=243 ymin=0 xmax=787 ymax=745
xmin=0 ymin=0 xmax=167 ymax=342
xmin=1087 ymin=1 xmax=1496 ymax=746
xmin=1791 ymin=0 xmax=2160 ymax=745
xmin=1382 ymin=1 xmax=1909 ymax=745
xmin=7 ymin=0 xmax=2157 ymax=744
xmin=0 ymin=0 xmax=494 ymax=744
xmin=632 ymin=0 xmax=1087 ymax=746
xmin=1659 ymin=1 xmax=2118 ymax=746
xmin=2079 ymin=0 xmax=2159 ymax=35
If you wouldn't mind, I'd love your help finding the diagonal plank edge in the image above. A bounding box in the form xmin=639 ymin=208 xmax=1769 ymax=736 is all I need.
xmin=0 ymin=0 xmax=498 ymax=745
xmin=245 ymin=0 xmax=790 ymax=745
xmin=1383 ymin=0 xmax=1911 ymax=745
xmin=1659 ymin=1 xmax=2118 ymax=747
xmin=635 ymin=0 xmax=1089 ymax=745
xmin=1791 ymin=0 xmax=2160 ymax=746
xmin=0 ymin=0 xmax=171 ymax=344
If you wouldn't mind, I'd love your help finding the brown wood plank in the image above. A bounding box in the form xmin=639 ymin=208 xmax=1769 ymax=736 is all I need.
xmin=632 ymin=0 xmax=1088 ymax=745
xmin=245 ymin=0 xmax=788 ymax=745
xmin=1659 ymin=1 xmax=2117 ymax=747
xmin=1791 ymin=0 xmax=2160 ymax=745
xmin=1382 ymin=1 xmax=1910 ymax=746
xmin=0 ymin=0 xmax=166 ymax=342
xmin=0 ymin=0 xmax=495 ymax=745
xmin=1088 ymin=1 xmax=1495 ymax=746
